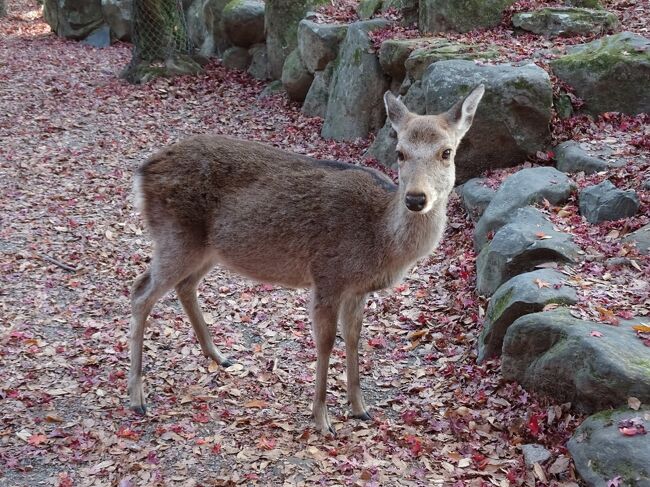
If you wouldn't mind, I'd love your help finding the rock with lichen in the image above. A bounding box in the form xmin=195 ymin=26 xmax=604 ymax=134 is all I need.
xmin=551 ymin=32 xmax=650 ymax=115
xmin=419 ymin=0 xmax=516 ymax=33
xmin=512 ymin=7 xmax=619 ymax=37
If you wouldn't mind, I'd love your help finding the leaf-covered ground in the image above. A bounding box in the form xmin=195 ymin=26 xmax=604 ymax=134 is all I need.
xmin=0 ymin=1 xmax=648 ymax=486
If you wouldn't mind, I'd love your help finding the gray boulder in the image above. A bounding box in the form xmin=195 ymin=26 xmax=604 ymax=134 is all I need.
xmin=522 ymin=444 xmax=552 ymax=468
xmin=478 ymin=269 xmax=577 ymax=362
xmin=365 ymin=80 xmax=425 ymax=164
xmin=566 ymin=0 xmax=603 ymax=8
xmin=281 ymin=49 xmax=313 ymax=102
xmin=379 ymin=37 xmax=436 ymax=82
xmin=101 ymin=0 xmax=132 ymax=41
xmin=358 ymin=0 xmax=418 ymax=24
xmin=474 ymin=167 xmax=575 ymax=251
xmin=222 ymin=0 xmax=265 ymax=48
xmin=322 ymin=19 xmax=390 ymax=141
xmin=568 ymin=408 xmax=650 ymax=487
xmin=423 ymin=60 xmax=553 ymax=182
xmin=302 ymin=63 xmax=334 ymax=118
xmin=247 ymin=43 xmax=270 ymax=80
xmin=512 ymin=7 xmax=620 ymax=38
xmin=624 ymin=223 xmax=650 ymax=255
xmin=186 ymin=0 xmax=231 ymax=57
xmin=476 ymin=207 xmax=581 ymax=296
xmin=357 ymin=0 xmax=381 ymax=19
xmin=297 ymin=20 xmax=348 ymax=74
xmin=554 ymin=140 xmax=612 ymax=174
xmin=404 ymin=40 xmax=499 ymax=86
xmin=579 ymin=180 xmax=639 ymax=224
xmin=265 ymin=0 xmax=322 ymax=79
xmin=81 ymin=23 xmax=111 ymax=47
xmin=419 ymin=0 xmax=516 ymax=33
xmin=551 ymin=32 xmax=650 ymax=115
xmin=502 ymin=310 xmax=650 ymax=412
xmin=378 ymin=38 xmax=426 ymax=82
xmin=222 ymin=46 xmax=251 ymax=70
xmin=43 ymin=0 xmax=104 ymax=40
xmin=458 ymin=178 xmax=496 ymax=221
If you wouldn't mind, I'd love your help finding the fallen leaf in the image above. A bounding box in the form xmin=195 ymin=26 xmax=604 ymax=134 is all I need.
xmin=244 ymin=399 xmax=268 ymax=409
xmin=628 ymin=397 xmax=641 ymax=410
xmin=590 ymin=331 xmax=604 ymax=337
xmin=534 ymin=278 xmax=551 ymax=289
xmin=533 ymin=462 xmax=547 ymax=483
xmin=27 ymin=434 xmax=48 ymax=446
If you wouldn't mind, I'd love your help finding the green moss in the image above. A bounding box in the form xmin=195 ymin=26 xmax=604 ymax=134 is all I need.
xmin=358 ymin=0 xmax=382 ymax=19
xmin=589 ymin=408 xmax=616 ymax=422
xmin=631 ymin=358 xmax=650 ymax=371
xmin=488 ymin=287 xmax=514 ymax=321
xmin=353 ymin=47 xmax=363 ymax=65
xmin=553 ymin=34 xmax=650 ymax=75
xmin=554 ymin=93 xmax=573 ymax=119
xmin=567 ymin=0 xmax=603 ymax=9
xmin=223 ymin=0 xmax=244 ymax=14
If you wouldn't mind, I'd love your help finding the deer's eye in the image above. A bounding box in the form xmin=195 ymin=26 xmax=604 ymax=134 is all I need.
xmin=442 ymin=149 xmax=452 ymax=160
xmin=396 ymin=150 xmax=405 ymax=162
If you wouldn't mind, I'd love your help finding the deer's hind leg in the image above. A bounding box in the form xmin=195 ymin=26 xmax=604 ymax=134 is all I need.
xmin=128 ymin=240 xmax=206 ymax=414
xmin=175 ymin=261 xmax=233 ymax=367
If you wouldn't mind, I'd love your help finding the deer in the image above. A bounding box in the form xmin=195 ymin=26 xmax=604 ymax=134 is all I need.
xmin=128 ymin=85 xmax=485 ymax=435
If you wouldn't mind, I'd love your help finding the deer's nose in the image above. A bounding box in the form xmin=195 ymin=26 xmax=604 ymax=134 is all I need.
xmin=405 ymin=192 xmax=427 ymax=212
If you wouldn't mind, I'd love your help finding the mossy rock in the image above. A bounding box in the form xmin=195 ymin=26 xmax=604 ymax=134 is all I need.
xmin=222 ymin=46 xmax=251 ymax=71
xmin=554 ymin=91 xmax=574 ymax=119
xmin=419 ymin=0 xmax=516 ymax=34
xmin=476 ymin=207 xmax=581 ymax=296
xmin=565 ymin=0 xmax=603 ymax=9
xmin=297 ymin=19 xmax=348 ymax=73
xmin=378 ymin=38 xmax=430 ymax=80
xmin=551 ymin=31 xmax=650 ymax=115
xmin=121 ymin=55 xmax=203 ymax=84
xmin=357 ymin=0 xmax=382 ymax=19
xmin=43 ymin=0 xmax=104 ymax=40
xmin=281 ymin=49 xmax=314 ymax=102
xmin=222 ymin=0 xmax=265 ymax=47
xmin=478 ymin=269 xmax=577 ymax=362
xmin=404 ymin=40 xmax=499 ymax=81
xmin=568 ymin=407 xmax=650 ymax=486
xmin=502 ymin=309 xmax=650 ymax=412
xmin=423 ymin=61 xmax=553 ymax=184
xmin=321 ymin=19 xmax=390 ymax=140
xmin=302 ymin=62 xmax=335 ymax=118
xmin=512 ymin=7 xmax=620 ymax=38
xmin=266 ymin=0 xmax=329 ymax=79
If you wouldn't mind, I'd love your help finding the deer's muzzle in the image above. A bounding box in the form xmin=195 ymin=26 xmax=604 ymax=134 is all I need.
xmin=405 ymin=192 xmax=427 ymax=212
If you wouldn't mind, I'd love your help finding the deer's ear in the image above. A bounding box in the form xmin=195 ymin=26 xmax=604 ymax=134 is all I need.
xmin=445 ymin=84 xmax=485 ymax=141
xmin=384 ymin=91 xmax=411 ymax=132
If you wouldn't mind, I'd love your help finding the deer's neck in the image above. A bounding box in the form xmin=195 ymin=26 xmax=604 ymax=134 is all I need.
xmin=386 ymin=192 xmax=449 ymax=265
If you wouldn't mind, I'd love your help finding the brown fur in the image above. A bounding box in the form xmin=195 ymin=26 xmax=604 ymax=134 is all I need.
xmin=128 ymin=86 xmax=485 ymax=434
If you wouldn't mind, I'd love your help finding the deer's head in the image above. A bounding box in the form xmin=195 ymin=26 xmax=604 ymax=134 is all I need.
xmin=384 ymin=85 xmax=485 ymax=213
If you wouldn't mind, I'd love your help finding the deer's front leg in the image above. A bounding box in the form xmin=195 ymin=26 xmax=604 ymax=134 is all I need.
xmin=310 ymin=291 xmax=339 ymax=435
xmin=341 ymin=293 xmax=371 ymax=420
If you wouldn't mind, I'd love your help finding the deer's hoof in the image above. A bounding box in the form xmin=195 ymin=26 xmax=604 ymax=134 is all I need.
xmin=131 ymin=404 xmax=147 ymax=415
xmin=221 ymin=359 xmax=234 ymax=368
xmin=354 ymin=411 xmax=373 ymax=421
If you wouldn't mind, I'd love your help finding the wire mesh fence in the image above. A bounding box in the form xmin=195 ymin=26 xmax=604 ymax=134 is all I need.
xmin=122 ymin=0 xmax=201 ymax=83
